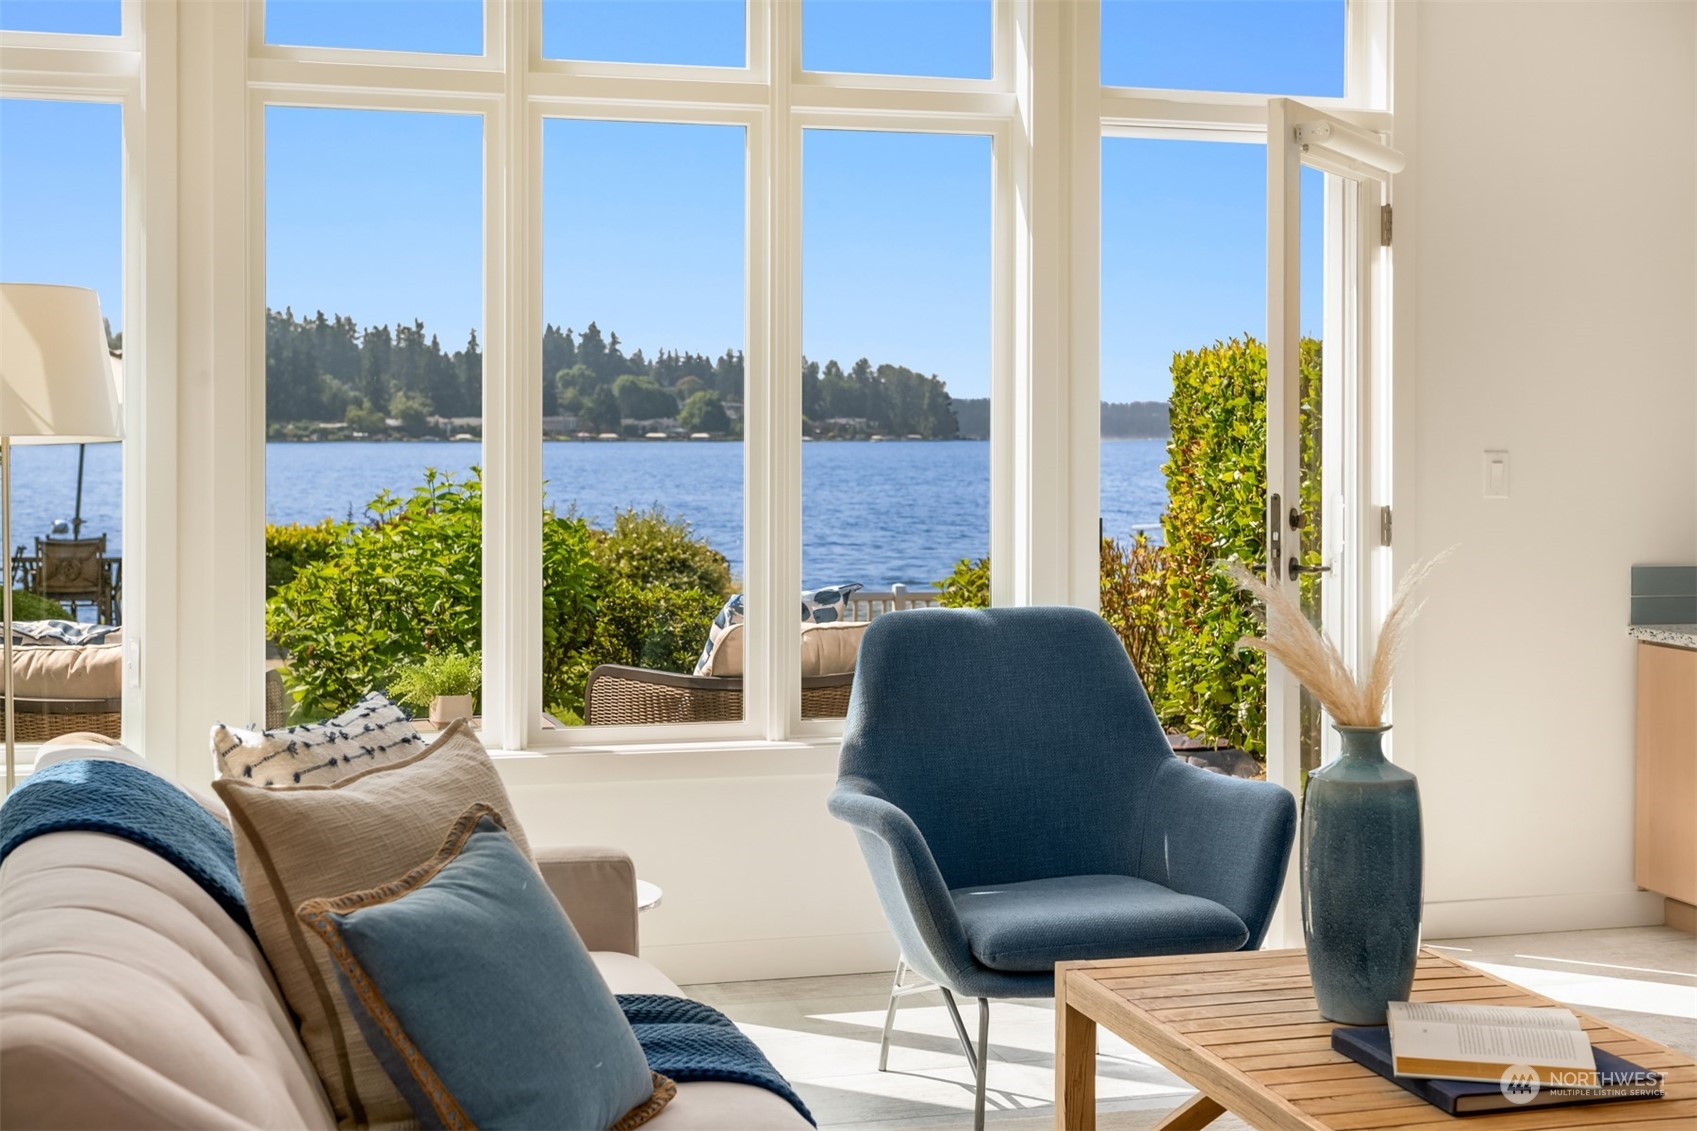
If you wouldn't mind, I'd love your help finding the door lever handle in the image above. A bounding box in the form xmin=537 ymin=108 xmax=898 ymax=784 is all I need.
xmin=1288 ymin=559 xmax=1332 ymax=577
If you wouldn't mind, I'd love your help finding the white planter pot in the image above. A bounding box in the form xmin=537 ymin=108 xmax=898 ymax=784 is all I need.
xmin=429 ymin=694 xmax=474 ymax=726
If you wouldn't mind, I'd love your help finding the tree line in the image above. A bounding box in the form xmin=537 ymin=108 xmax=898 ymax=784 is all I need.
xmin=951 ymin=398 xmax=1171 ymax=440
xmin=265 ymin=308 xmax=962 ymax=439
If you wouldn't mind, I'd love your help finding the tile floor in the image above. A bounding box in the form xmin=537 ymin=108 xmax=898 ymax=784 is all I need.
xmin=681 ymin=927 xmax=1697 ymax=1130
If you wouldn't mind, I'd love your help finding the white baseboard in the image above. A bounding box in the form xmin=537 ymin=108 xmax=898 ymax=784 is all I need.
xmin=1424 ymin=889 xmax=1665 ymax=939
xmin=640 ymin=930 xmax=900 ymax=986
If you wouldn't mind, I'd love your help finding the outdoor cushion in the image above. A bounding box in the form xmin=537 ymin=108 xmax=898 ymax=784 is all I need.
xmin=297 ymin=807 xmax=670 ymax=1131
xmin=950 ymin=873 xmax=1249 ymax=972
xmin=9 ymin=642 xmax=121 ymax=699
xmin=212 ymin=691 xmax=424 ymax=787
xmin=212 ymin=720 xmax=532 ymax=1129
xmin=694 ymin=584 xmax=864 ymax=675
xmin=698 ymin=621 xmax=868 ymax=678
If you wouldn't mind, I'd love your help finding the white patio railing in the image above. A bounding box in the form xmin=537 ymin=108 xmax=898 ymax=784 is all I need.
xmin=846 ymin=583 xmax=942 ymax=622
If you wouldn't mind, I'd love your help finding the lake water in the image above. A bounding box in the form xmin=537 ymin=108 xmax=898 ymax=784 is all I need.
xmin=10 ymin=439 xmax=1170 ymax=590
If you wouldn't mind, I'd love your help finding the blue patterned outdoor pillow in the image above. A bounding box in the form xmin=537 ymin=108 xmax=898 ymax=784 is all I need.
xmin=694 ymin=585 xmax=864 ymax=676
xmin=212 ymin=691 xmax=425 ymax=787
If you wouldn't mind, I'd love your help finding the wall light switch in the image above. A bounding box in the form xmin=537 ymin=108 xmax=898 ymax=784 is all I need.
xmin=1484 ymin=450 xmax=1510 ymax=498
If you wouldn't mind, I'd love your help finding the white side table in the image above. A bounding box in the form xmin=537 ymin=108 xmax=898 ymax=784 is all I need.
xmin=636 ymin=879 xmax=663 ymax=912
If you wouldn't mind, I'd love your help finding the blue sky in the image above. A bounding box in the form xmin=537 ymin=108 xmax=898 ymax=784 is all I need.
xmin=0 ymin=0 xmax=1343 ymax=402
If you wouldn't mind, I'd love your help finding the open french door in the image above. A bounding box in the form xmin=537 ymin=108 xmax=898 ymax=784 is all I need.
xmin=1264 ymin=98 xmax=1402 ymax=946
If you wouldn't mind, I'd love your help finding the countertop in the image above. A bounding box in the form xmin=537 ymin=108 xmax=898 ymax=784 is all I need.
xmin=1628 ymin=624 xmax=1697 ymax=650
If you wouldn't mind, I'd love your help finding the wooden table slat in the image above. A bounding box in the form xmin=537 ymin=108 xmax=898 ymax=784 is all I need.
xmin=1055 ymin=948 xmax=1693 ymax=1131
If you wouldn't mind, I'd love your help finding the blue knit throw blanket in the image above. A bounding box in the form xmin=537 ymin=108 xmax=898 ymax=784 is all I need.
xmin=619 ymin=994 xmax=816 ymax=1126
xmin=0 ymin=759 xmax=255 ymax=941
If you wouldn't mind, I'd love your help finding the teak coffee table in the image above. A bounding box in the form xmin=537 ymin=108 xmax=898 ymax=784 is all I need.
xmin=1054 ymin=948 xmax=1693 ymax=1130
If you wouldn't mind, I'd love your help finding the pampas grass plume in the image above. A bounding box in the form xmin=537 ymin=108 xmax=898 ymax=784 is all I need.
xmin=1223 ymin=551 xmax=1449 ymax=727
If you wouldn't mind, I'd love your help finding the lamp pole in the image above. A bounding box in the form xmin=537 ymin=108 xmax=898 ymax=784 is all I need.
xmin=4 ymin=434 xmax=16 ymax=792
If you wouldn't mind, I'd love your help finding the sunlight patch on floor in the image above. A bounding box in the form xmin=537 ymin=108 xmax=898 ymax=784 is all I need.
xmin=1466 ymin=959 xmax=1697 ymax=1019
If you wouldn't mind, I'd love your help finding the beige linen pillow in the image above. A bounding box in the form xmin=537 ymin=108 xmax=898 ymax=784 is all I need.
xmin=212 ymin=720 xmax=530 ymax=1129
xmin=701 ymin=621 xmax=866 ymax=678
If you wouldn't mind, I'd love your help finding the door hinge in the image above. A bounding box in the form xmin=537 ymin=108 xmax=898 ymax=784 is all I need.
xmin=1380 ymin=204 xmax=1393 ymax=247
xmin=1379 ymin=505 xmax=1393 ymax=547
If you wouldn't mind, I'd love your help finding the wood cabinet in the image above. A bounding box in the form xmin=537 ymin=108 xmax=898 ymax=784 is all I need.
xmin=1635 ymin=641 xmax=1697 ymax=908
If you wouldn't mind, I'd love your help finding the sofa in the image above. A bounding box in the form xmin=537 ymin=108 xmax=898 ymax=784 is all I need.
xmin=0 ymin=738 xmax=809 ymax=1130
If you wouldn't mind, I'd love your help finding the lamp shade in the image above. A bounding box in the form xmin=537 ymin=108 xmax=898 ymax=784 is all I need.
xmin=1 ymin=283 xmax=123 ymax=444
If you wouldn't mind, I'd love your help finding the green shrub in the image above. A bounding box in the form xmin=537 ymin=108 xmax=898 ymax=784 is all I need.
xmin=1156 ymin=335 xmax=1321 ymax=757
xmin=388 ymin=650 xmax=482 ymax=714
xmin=542 ymin=510 xmax=605 ymax=716
xmin=268 ymin=472 xmax=729 ymax=722
xmin=9 ymin=590 xmax=69 ymax=621
xmin=936 ymin=556 xmax=990 ymax=608
xmin=265 ymin=520 xmax=341 ymax=598
xmin=1100 ymin=534 xmax=1168 ymax=704
xmin=592 ymin=507 xmax=734 ymax=598
xmin=268 ymin=470 xmax=483 ymax=718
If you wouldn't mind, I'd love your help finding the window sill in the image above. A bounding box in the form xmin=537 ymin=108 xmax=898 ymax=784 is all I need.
xmin=485 ymin=735 xmax=845 ymax=786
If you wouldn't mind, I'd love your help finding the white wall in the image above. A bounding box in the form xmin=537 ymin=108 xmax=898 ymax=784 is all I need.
xmin=1395 ymin=0 xmax=1697 ymax=937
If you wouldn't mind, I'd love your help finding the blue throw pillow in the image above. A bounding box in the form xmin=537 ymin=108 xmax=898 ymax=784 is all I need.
xmin=296 ymin=806 xmax=674 ymax=1131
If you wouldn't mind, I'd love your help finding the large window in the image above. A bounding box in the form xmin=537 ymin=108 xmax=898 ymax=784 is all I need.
xmin=262 ymin=106 xmax=485 ymax=730
xmin=4 ymin=1 xmax=1392 ymax=758
xmin=542 ymin=119 xmax=746 ymax=729
xmin=0 ymin=97 xmax=126 ymax=738
xmin=801 ymin=129 xmax=991 ymax=654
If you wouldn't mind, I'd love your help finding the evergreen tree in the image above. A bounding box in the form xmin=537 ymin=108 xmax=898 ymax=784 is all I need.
xmin=583 ymin=385 xmax=622 ymax=434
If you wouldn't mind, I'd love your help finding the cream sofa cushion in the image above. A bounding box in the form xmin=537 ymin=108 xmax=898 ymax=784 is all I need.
xmin=701 ymin=621 xmax=866 ymax=679
xmin=0 ymin=832 xmax=336 ymax=1130
xmin=9 ymin=642 xmax=121 ymax=699
xmin=212 ymin=720 xmax=531 ymax=1129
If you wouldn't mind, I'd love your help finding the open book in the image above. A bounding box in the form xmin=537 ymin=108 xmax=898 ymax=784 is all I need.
xmin=1386 ymin=1002 xmax=1598 ymax=1086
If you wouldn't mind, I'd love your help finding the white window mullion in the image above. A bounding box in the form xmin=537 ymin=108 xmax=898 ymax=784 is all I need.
xmin=127 ymin=0 xmax=178 ymax=768
xmin=762 ymin=0 xmax=802 ymax=737
xmin=484 ymin=0 xmax=536 ymax=752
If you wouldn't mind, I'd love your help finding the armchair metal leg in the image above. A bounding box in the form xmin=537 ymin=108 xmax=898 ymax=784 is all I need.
xmin=939 ymin=988 xmax=991 ymax=1131
xmin=882 ymin=962 xmax=992 ymax=1130
xmin=878 ymin=957 xmax=909 ymax=1071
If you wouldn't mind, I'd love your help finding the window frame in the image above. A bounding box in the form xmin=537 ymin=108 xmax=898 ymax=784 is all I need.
xmin=4 ymin=0 xmax=1394 ymax=765
xmin=0 ymin=3 xmax=168 ymax=764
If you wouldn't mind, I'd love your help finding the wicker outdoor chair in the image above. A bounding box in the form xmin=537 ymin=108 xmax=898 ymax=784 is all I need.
xmin=8 ymin=695 xmax=123 ymax=742
xmin=584 ymin=666 xmax=854 ymax=726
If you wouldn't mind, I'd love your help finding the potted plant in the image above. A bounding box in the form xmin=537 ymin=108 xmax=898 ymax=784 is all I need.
xmin=1223 ymin=552 xmax=1446 ymax=1025
xmin=389 ymin=650 xmax=481 ymax=726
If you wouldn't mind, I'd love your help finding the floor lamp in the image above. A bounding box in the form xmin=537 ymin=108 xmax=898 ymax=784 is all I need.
xmin=1 ymin=284 xmax=124 ymax=793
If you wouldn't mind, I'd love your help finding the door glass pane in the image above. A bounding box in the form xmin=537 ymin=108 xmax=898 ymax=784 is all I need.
xmin=1101 ymin=0 xmax=1345 ymax=96
xmin=543 ymin=120 xmax=745 ymax=727
xmin=1 ymin=98 xmax=125 ymax=742
xmin=803 ymin=0 xmax=991 ymax=79
xmin=0 ymin=1 xmax=120 ymax=35
xmin=543 ymin=0 xmax=744 ymax=67
xmin=802 ymin=129 xmax=990 ymax=716
xmin=264 ymin=108 xmax=484 ymax=729
xmin=1100 ymin=137 xmax=1322 ymax=770
xmin=266 ymin=0 xmax=483 ymax=55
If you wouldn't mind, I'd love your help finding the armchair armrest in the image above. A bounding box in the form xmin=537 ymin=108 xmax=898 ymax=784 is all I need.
xmin=1138 ymin=757 xmax=1297 ymax=949
xmin=826 ymin=779 xmax=977 ymax=989
xmin=535 ymin=845 xmax=640 ymax=956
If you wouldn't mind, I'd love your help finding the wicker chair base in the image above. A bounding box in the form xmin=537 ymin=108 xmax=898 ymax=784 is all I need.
xmin=584 ymin=665 xmax=854 ymax=727
xmin=8 ymin=700 xmax=124 ymax=744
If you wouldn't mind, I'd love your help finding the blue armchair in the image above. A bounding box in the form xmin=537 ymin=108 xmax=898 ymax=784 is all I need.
xmin=827 ymin=606 xmax=1296 ymax=1129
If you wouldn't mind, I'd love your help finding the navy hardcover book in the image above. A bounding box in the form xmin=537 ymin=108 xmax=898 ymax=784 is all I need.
xmin=1331 ymin=1026 xmax=1665 ymax=1117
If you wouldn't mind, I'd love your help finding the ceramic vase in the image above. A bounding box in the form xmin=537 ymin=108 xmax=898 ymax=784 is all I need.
xmin=1301 ymin=724 xmax=1423 ymax=1025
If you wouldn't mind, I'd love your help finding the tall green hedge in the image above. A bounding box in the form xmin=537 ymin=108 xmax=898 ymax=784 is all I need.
xmin=1155 ymin=335 xmax=1321 ymax=757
